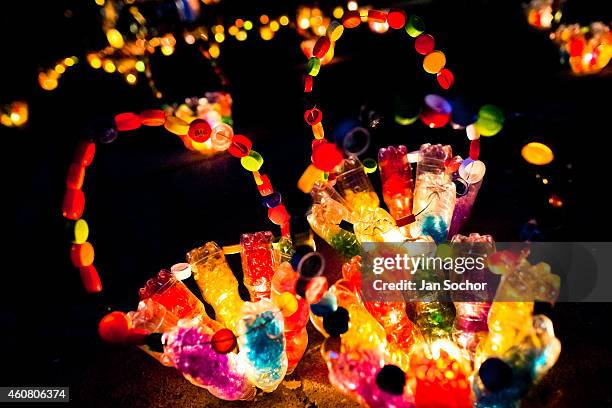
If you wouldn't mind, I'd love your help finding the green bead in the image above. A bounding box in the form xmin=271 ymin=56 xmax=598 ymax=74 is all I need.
xmin=330 ymin=231 xmax=361 ymax=259
xmin=307 ymin=57 xmax=321 ymax=76
xmin=405 ymin=15 xmax=425 ymax=38
xmin=363 ymin=158 xmax=378 ymax=174
xmin=476 ymin=104 xmax=504 ymax=137
xmin=276 ymin=237 xmax=295 ymax=263
xmin=240 ymin=150 xmax=264 ymax=171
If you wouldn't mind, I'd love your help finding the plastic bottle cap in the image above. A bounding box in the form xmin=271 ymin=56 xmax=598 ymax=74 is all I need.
xmin=170 ymin=263 xmax=192 ymax=280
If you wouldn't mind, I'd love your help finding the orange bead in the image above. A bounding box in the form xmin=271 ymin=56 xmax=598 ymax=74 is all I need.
xmin=140 ymin=109 xmax=166 ymax=126
xmin=79 ymin=264 xmax=102 ymax=293
xmin=70 ymin=242 xmax=95 ymax=267
xmin=62 ymin=188 xmax=85 ymax=220
xmin=98 ymin=311 xmax=130 ymax=343
xmin=343 ymin=11 xmax=361 ymax=28
xmin=66 ymin=163 xmax=85 ymax=189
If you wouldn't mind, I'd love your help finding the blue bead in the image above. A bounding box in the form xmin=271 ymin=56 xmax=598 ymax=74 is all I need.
xmin=262 ymin=191 xmax=282 ymax=208
xmin=310 ymin=291 xmax=337 ymax=317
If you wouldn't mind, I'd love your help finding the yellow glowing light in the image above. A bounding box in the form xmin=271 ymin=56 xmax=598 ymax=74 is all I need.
xmin=279 ymin=15 xmax=289 ymax=26
xmin=236 ymin=30 xmax=247 ymax=41
xmin=103 ymin=61 xmax=116 ymax=73
xmin=106 ymin=28 xmax=125 ymax=48
xmin=298 ymin=17 xmax=310 ymax=30
xmin=244 ymin=20 xmax=253 ymax=30
xmin=126 ymin=73 xmax=137 ymax=84
xmin=260 ymin=26 xmax=274 ymax=41
xmin=209 ymin=44 xmax=220 ymax=59
xmin=228 ymin=25 xmax=239 ymax=36
xmin=214 ymin=25 xmax=224 ymax=34
xmin=260 ymin=14 xmax=269 ymax=24
xmin=521 ymin=142 xmax=554 ymax=165
xmin=10 ymin=113 xmax=20 ymax=123
xmin=542 ymin=178 xmax=549 ymax=185
xmin=347 ymin=1 xmax=358 ymax=11
xmin=89 ymin=55 xmax=102 ymax=69
xmin=214 ymin=32 xmax=225 ymax=43
xmin=333 ymin=6 xmax=344 ymax=19
xmin=270 ymin=21 xmax=280 ymax=32
xmin=135 ymin=60 xmax=145 ymax=72
xmin=39 ymin=74 xmax=58 ymax=91
xmin=64 ymin=57 xmax=76 ymax=67
xmin=95 ymin=0 xmax=104 ymax=5
xmin=161 ymin=45 xmax=174 ymax=56
xmin=1 ymin=115 xmax=12 ymax=127
xmin=55 ymin=64 xmax=66 ymax=74
xmin=316 ymin=25 xmax=326 ymax=36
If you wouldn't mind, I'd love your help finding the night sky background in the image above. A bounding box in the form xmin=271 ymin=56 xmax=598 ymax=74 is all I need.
xmin=2 ymin=0 xmax=612 ymax=406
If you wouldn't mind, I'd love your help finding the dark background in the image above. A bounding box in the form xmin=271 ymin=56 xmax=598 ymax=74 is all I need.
xmin=2 ymin=0 xmax=612 ymax=406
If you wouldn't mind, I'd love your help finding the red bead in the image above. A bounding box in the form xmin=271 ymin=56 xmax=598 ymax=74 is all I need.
xmin=140 ymin=109 xmax=166 ymax=126
xmin=79 ymin=264 xmax=102 ymax=293
xmin=304 ymin=75 xmax=314 ymax=93
xmin=312 ymin=142 xmax=343 ymax=172
xmin=396 ymin=214 xmax=416 ymax=227
xmin=70 ymin=242 xmax=95 ymax=267
xmin=419 ymin=110 xmax=450 ymax=128
xmin=415 ymin=34 xmax=435 ymax=55
xmin=74 ymin=141 xmax=96 ymax=167
xmin=387 ymin=10 xmax=406 ymax=29
xmin=228 ymin=134 xmax=252 ymax=158
xmin=305 ymin=276 xmax=328 ymax=304
xmin=470 ymin=139 xmax=480 ymax=160
xmin=257 ymin=174 xmax=273 ymax=196
xmin=569 ymin=37 xmax=585 ymax=57
xmin=368 ymin=10 xmax=387 ymax=23
xmin=313 ymin=36 xmax=331 ymax=58
xmin=312 ymin=138 xmax=327 ymax=149
xmin=114 ymin=112 xmax=142 ymax=131
xmin=98 ymin=311 xmax=130 ymax=343
xmin=66 ymin=163 xmax=85 ymax=189
xmin=268 ymin=204 xmax=290 ymax=225
xmin=125 ymin=328 xmax=149 ymax=345
xmin=62 ymin=188 xmax=85 ymax=220
xmin=281 ymin=221 xmax=291 ymax=237
xmin=437 ymin=68 xmax=455 ymax=90
xmin=304 ymin=108 xmax=323 ymax=126
xmin=211 ymin=328 xmax=237 ymax=354
xmin=188 ymin=119 xmax=212 ymax=143
xmin=343 ymin=11 xmax=361 ymax=29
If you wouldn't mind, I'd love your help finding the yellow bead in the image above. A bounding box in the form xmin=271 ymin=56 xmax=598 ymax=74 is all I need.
xmin=276 ymin=292 xmax=298 ymax=317
xmin=240 ymin=150 xmax=264 ymax=171
xmin=327 ymin=21 xmax=344 ymax=42
xmin=74 ymin=219 xmax=89 ymax=244
xmin=521 ymin=142 xmax=554 ymax=165
xmin=297 ymin=164 xmax=325 ymax=193
xmin=164 ymin=116 xmax=190 ymax=136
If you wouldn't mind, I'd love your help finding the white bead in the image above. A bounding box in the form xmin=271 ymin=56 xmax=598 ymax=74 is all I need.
xmin=466 ymin=124 xmax=480 ymax=140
